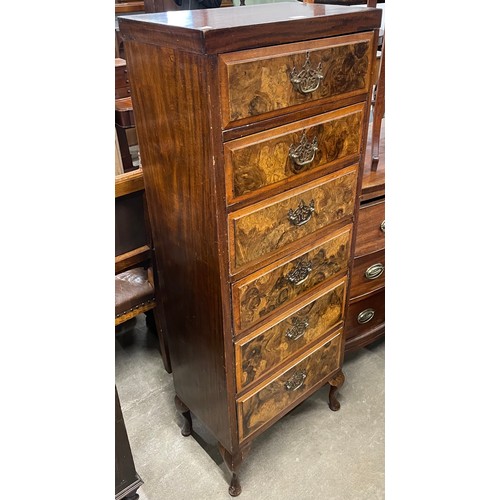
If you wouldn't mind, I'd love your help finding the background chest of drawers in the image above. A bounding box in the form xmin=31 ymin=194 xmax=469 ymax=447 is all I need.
xmin=119 ymin=3 xmax=381 ymax=495
xmin=344 ymin=37 xmax=385 ymax=352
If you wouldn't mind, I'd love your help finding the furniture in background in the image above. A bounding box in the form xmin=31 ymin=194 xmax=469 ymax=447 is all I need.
xmin=115 ymin=169 xmax=172 ymax=373
xmin=116 ymin=386 xmax=143 ymax=500
xmin=119 ymin=3 xmax=382 ymax=495
xmin=344 ymin=2 xmax=385 ymax=351
xmin=144 ymin=0 xmax=233 ymax=11
xmin=300 ymin=0 xmax=385 ymax=351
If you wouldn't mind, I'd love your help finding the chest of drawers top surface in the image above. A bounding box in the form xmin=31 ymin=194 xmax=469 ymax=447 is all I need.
xmin=119 ymin=3 xmax=382 ymax=54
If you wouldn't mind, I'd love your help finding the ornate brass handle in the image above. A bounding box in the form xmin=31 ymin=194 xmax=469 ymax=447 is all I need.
xmin=286 ymin=260 xmax=312 ymax=286
xmin=284 ymin=370 xmax=307 ymax=391
xmin=364 ymin=263 xmax=384 ymax=280
xmin=288 ymin=199 xmax=315 ymax=226
xmin=285 ymin=317 xmax=309 ymax=341
xmin=289 ymin=132 xmax=319 ymax=169
xmin=290 ymin=52 xmax=323 ymax=95
xmin=380 ymin=220 xmax=385 ymax=233
xmin=357 ymin=308 xmax=375 ymax=324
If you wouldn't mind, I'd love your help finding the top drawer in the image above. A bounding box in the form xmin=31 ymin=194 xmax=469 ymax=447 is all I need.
xmin=219 ymin=33 xmax=374 ymax=130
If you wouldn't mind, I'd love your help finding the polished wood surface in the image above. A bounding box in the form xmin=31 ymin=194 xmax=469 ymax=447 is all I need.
xmin=119 ymin=4 xmax=382 ymax=55
xmin=229 ymin=166 xmax=357 ymax=273
xmin=120 ymin=4 xmax=381 ymax=493
xmin=116 ymin=387 xmax=143 ymax=500
xmin=345 ymin=288 xmax=384 ymax=340
xmin=115 ymin=169 xmax=145 ymax=198
xmin=235 ymin=277 xmax=346 ymax=391
xmin=116 ymin=1 xmax=145 ymax=13
xmin=220 ymin=33 xmax=373 ymax=128
xmin=237 ymin=332 xmax=342 ymax=440
xmin=232 ymin=226 xmax=351 ymax=333
xmin=225 ymin=104 xmax=364 ymax=204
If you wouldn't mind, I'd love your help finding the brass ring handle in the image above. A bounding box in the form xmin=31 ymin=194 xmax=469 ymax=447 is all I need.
xmin=285 ymin=317 xmax=309 ymax=341
xmin=357 ymin=308 xmax=375 ymax=324
xmin=290 ymin=52 xmax=324 ymax=95
xmin=284 ymin=370 xmax=307 ymax=391
xmin=286 ymin=260 xmax=312 ymax=286
xmin=380 ymin=220 xmax=385 ymax=233
xmin=288 ymin=199 xmax=315 ymax=226
xmin=364 ymin=263 xmax=384 ymax=280
xmin=289 ymin=132 xmax=319 ymax=168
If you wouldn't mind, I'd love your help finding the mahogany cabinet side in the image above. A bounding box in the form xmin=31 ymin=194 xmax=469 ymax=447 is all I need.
xmin=123 ymin=39 xmax=234 ymax=451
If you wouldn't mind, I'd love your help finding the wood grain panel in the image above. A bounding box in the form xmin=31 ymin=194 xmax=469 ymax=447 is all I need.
xmin=232 ymin=226 xmax=351 ymax=333
xmin=350 ymin=249 xmax=385 ymax=299
xmin=229 ymin=165 xmax=357 ymax=274
xmin=225 ymin=104 xmax=364 ymax=203
xmin=235 ymin=277 xmax=346 ymax=391
xmin=355 ymin=198 xmax=385 ymax=256
xmin=220 ymin=33 xmax=372 ymax=128
xmin=237 ymin=332 xmax=342 ymax=440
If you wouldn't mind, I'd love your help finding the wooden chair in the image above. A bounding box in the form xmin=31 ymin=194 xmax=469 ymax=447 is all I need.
xmin=115 ymin=169 xmax=172 ymax=373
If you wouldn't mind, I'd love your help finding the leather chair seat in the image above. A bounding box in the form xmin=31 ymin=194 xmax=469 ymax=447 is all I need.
xmin=115 ymin=267 xmax=155 ymax=318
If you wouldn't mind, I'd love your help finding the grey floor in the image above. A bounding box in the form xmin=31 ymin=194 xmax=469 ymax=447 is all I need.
xmin=115 ymin=315 xmax=384 ymax=500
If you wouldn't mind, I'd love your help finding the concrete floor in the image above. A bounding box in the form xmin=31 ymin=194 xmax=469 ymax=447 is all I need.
xmin=115 ymin=315 xmax=384 ymax=500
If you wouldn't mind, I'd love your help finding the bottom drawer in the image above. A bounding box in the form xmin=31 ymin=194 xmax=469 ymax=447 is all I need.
xmin=237 ymin=331 xmax=342 ymax=441
xmin=345 ymin=289 xmax=385 ymax=340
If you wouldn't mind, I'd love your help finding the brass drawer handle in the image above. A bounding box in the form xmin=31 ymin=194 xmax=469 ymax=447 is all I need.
xmin=364 ymin=263 xmax=384 ymax=280
xmin=288 ymin=199 xmax=315 ymax=226
xmin=290 ymin=52 xmax=323 ymax=95
xmin=380 ymin=220 xmax=385 ymax=233
xmin=286 ymin=260 xmax=312 ymax=286
xmin=357 ymin=308 xmax=375 ymax=324
xmin=289 ymin=132 xmax=319 ymax=169
xmin=285 ymin=317 xmax=309 ymax=341
xmin=284 ymin=370 xmax=307 ymax=391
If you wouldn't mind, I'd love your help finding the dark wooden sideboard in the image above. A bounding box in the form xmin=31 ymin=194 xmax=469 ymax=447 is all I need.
xmin=119 ymin=4 xmax=382 ymax=495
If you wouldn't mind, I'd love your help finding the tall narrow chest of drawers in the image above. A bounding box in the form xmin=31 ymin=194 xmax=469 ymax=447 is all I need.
xmin=119 ymin=4 xmax=381 ymax=495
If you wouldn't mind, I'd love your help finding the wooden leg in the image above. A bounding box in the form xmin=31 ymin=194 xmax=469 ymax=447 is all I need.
xmin=116 ymin=124 xmax=134 ymax=172
xmin=218 ymin=443 xmax=250 ymax=497
xmin=328 ymin=370 xmax=345 ymax=411
xmin=174 ymin=395 xmax=192 ymax=437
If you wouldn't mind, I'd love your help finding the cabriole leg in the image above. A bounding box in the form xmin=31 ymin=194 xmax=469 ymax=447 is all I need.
xmin=328 ymin=370 xmax=345 ymax=411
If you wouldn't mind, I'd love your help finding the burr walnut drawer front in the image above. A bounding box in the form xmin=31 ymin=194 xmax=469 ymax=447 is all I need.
xmin=355 ymin=199 xmax=385 ymax=257
xmin=235 ymin=277 xmax=346 ymax=391
xmin=219 ymin=33 xmax=373 ymax=129
xmin=345 ymin=289 xmax=385 ymax=340
xmin=228 ymin=165 xmax=357 ymax=274
xmin=350 ymin=249 xmax=385 ymax=299
xmin=237 ymin=331 xmax=342 ymax=441
xmin=232 ymin=226 xmax=352 ymax=334
xmin=224 ymin=104 xmax=365 ymax=204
